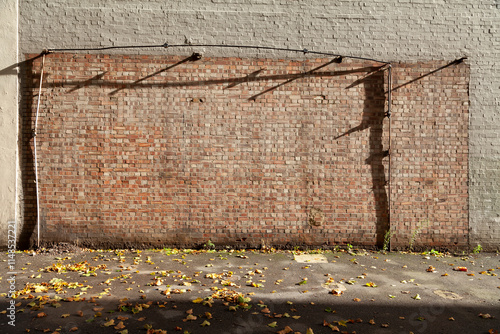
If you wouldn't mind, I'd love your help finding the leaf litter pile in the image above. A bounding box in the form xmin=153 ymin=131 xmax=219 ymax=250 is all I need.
xmin=1 ymin=247 xmax=499 ymax=334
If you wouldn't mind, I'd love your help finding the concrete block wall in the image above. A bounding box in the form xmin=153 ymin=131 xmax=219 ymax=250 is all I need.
xmin=11 ymin=0 xmax=500 ymax=249
xmin=0 ymin=0 xmax=19 ymax=250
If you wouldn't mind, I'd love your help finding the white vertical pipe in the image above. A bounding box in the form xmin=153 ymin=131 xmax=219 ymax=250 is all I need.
xmin=34 ymin=53 xmax=46 ymax=248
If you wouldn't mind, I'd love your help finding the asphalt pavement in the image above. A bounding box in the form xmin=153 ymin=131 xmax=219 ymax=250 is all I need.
xmin=1 ymin=246 xmax=499 ymax=334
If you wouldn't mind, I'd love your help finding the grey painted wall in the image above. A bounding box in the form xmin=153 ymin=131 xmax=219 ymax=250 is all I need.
xmin=12 ymin=0 xmax=500 ymax=249
xmin=0 ymin=0 xmax=19 ymax=249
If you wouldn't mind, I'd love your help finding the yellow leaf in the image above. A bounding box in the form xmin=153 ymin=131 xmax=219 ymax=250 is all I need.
xmin=337 ymin=320 xmax=347 ymax=327
xmin=277 ymin=326 xmax=294 ymax=334
xmin=306 ymin=328 xmax=314 ymax=334
xmin=114 ymin=321 xmax=126 ymax=330
xmin=192 ymin=298 xmax=203 ymax=304
xmin=200 ymin=320 xmax=211 ymax=327
xmin=292 ymin=316 xmax=301 ymax=319
xmin=267 ymin=321 xmax=278 ymax=328
xmin=61 ymin=314 xmax=70 ymax=318
xmin=104 ymin=319 xmax=115 ymax=327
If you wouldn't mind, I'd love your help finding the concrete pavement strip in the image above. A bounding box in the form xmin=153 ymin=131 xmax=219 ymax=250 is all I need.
xmin=1 ymin=248 xmax=499 ymax=334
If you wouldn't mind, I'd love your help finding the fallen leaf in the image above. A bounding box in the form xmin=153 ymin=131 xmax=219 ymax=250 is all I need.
xmin=479 ymin=313 xmax=493 ymax=319
xmin=413 ymin=294 xmax=421 ymax=300
xmin=330 ymin=283 xmax=346 ymax=295
xmin=104 ymin=319 xmax=115 ymax=327
xmin=353 ymin=298 xmax=361 ymax=302
xmin=36 ymin=312 xmax=47 ymax=318
xmin=277 ymin=326 xmax=294 ymax=334
xmin=114 ymin=321 xmax=126 ymax=330
xmin=306 ymin=328 xmax=314 ymax=334
xmin=454 ymin=267 xmax=468 ymax=272
xmin=200 ymin=320 xmax=211 ymax=327
xmin=297 ymin=279 xmax=308 ymax=286
xmin=69 ymin=327 xmax=78 ymax=332
xmin=61 ymin=314 xmax=70 ymax=318
xmin=268 ymin=322 xmax=278 ymax=328
xmin=365 ymin=282 xmax=378 ymax=287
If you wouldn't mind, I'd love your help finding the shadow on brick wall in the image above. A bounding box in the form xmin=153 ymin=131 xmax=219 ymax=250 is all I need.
xmin=17 ymin=54 xmax=45 ymax=249
xmin=335 ymin=70 xmax=389 ymax=247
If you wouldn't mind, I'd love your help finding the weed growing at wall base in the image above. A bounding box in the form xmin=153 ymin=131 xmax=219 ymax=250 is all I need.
xmin=383 ymin=229 xmax=394 ymax=252
xmin=409 ymin=220 xmax=429 ymax=251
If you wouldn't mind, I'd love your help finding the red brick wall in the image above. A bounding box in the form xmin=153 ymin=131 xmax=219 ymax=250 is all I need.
xmin=20 ymin=53 xmax=469 ymax=249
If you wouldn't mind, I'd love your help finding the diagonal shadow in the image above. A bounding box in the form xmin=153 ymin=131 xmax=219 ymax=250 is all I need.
xmin=389 ymin=57 xmax=466 ymax=92
xmin=248 ymin=58 xmax=340 ymax=100
xmin=68 ymin=71 xmax=108 ymax=93
xmin=0 ymin=53 xmax=45 ymax=76
xmin=224 ymin=68 xmax=265 ymax=89
xmin=345 ymin=65 xmax=389 ymax=90
xmin=109 ymin=54 xmax=198 ymax=95
xmin=43 ymin=67 xmax=383 ymax=96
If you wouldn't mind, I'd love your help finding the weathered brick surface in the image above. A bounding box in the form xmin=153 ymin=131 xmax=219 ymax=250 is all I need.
xmin=21 ymin=53 xmax=468 ymax=248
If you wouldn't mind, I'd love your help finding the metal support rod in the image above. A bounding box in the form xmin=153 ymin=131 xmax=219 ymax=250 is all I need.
xmin=387 ymin=65 xmax=393 ymax=251
xmin=34 ymin=52 xmax=46 ymax=248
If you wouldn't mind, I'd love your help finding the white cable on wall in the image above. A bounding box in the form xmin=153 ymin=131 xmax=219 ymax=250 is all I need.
xmin=34 ymin=53 xmax=46 ymax=248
